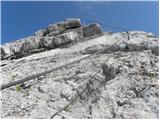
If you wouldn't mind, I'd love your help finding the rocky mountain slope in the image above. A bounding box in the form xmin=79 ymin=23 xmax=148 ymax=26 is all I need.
xmin=0 ymin=18 xmax=159 ymax=119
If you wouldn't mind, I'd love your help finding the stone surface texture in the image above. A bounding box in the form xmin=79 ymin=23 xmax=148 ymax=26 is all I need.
xmin=0 ymin=18 xmax=159 ymax=119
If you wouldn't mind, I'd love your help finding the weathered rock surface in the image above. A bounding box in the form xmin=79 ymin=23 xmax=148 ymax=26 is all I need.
xmin=0 ymin=18 xmax=159 ymax=119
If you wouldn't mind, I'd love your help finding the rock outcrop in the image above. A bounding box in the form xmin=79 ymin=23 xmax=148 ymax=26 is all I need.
xmin=1 ymin=18 xmax=102 ymax=60
xmin=81 ymin=32 xmax=159 ymax=56
xmin=0 ymin=18 xmax=159 ymax=119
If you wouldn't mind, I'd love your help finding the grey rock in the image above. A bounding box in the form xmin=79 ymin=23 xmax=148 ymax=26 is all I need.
xmin=1 ymin=47 xmax=158 ymax=119
xmin=21 ymin=36 xmax=40 ymax=52
xmin=65 ymin=18 xmax=81 ymax=29
xmin=0 ymin=44 xmax=12 ymax=59
xmin=101 ymin=63 xmax=116 ymax=81
xmin=1 ymin=19 xmax=104 ymax=60
xmin=1 ymin=36 xmax=43 ymax=59
xmin=46 ymin=29 xmax=65 ymax=37
xmin=41 ymin=31 xmax=80 ymax=49
xmin=81 ymin=36 xmax=159 ymax=56
xmin=1 ymin=19 xmax=159 ymax=119
xmin=83 ymin=23 xmax=102 ymax=37
xmin=125 ymin=38 xmax=159 ymax=56
xmin=64 ymin=27 xmax=84 ymax=40
xmin=43 ymin=36 xmax=55 ymax=49
xmin=54 ymin=31 xmax=80 ymax=47
xmin=0 ymin=46 xmax=6 ymax=59
xmin=9 ymin=36 xmax=41 ymax=54
xmin=10 ymin=41 xmax=25 ymax=54
xmin=47 ymin=18 xmax=81 ymax=33
xmin=35 ymin=36 xmax=44 ymax=48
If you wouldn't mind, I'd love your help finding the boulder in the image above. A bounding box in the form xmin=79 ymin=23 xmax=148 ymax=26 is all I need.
xmin=64 ymin=27 xmax=84 ymax=40
xmin=0 ymin=44 xmax=13 ymax=59
xmin=83 ymin=23 xmax=102 ymax=37
xmin=36 ymin=36 xmax=44 ymax=48
xmin=10 ymin=41 xmax=25 ymax=54
xmin=65 ymin=18 xmax=81 ymax=29
xmin=54 ymin=31 xmax=80 ymax=47
xmin=9 ymin=36 xmax=40 ymax=54
xmin=44 ymin=26 xmax=83 ymax=49
xmin=21 ymin=36 xmax=40 ymax=52
xmin=47 ymin=18 xmax=81 ymax=34
xmin=42 ymin=36 xmax=56 ymax=49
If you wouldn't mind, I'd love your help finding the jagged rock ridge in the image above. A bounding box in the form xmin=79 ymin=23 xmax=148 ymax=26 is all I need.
xmin=0 ymin=18 xmax=159 ymax=119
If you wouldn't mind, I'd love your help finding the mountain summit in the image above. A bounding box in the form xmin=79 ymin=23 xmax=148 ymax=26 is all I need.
xmin=1 ymin=18 xmax=159 ymax=119
xmin=1 ymin=18 xmax=102 ymax=60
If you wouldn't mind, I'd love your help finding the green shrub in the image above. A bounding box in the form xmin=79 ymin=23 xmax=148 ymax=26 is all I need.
xmin=147 ymin=72 xmax=156 ymax=79
xmin=63 ymin=107 xmax=70 ymax=112
xmin=16 ymin=85 xmax=21 ymax=91
xmin=11 ymin=74 xmax=17 ymax=80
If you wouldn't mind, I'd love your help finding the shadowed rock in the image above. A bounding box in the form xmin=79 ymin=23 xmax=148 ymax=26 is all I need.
xmin=0 ymin=46 xmax=6 ymax=59
xmin=83 ymin=23 xmax=102 ymax=37
xmin=101 ymin=63 xmax=116 ymax=81
xmin=43 ymin=36 xmax=56 ymax=49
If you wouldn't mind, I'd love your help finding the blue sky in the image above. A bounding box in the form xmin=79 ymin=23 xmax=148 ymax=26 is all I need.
xmin=1 ymin=1 xmax=159 ymax=44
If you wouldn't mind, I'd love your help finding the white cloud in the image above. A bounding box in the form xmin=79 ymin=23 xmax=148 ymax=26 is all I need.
xmin=74 ymin=1 xmax=111 ymax=12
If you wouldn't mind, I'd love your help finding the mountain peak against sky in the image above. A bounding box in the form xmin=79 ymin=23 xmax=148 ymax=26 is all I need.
xmin=0 ymin=18 xmax=158 ymax=60
xmin=1 ymin=1 xmax=158 ymax=44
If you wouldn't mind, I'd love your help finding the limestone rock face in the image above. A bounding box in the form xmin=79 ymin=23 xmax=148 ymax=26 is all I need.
xmin=1 ymin=19 xmax=159 ymax=119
